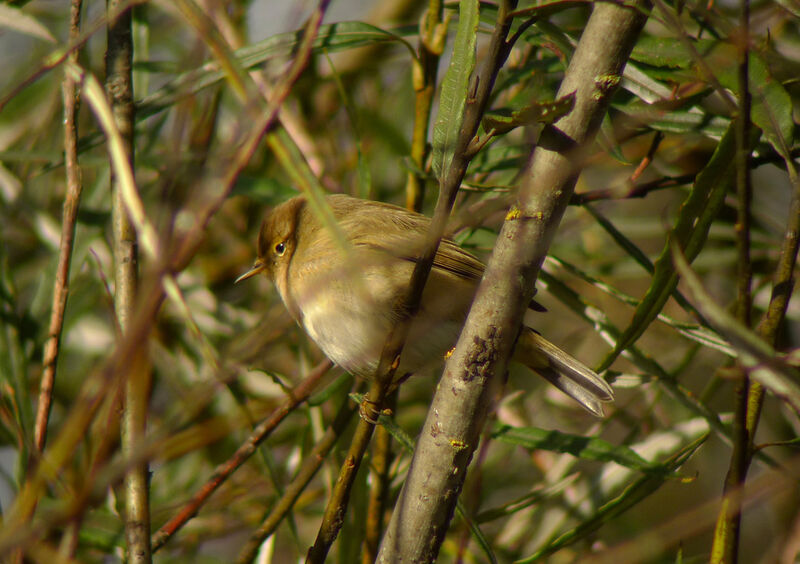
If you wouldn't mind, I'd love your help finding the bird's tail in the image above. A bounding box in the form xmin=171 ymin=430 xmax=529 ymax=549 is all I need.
xmin=514 ymin=327 xmax=614 ymax=417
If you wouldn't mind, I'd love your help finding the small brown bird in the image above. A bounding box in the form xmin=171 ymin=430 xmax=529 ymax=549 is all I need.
xmin=237 ymin=194 xmax=613 ymax=415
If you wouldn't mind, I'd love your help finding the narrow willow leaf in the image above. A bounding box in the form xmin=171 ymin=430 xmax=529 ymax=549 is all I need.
xmin=597 ymin=121 xmax=747 ymax=371
xmin=492 ymin=424 xmax=653 ymax=471
xmin=613 ymin=102 xmax=730 ymax=139
xmin=598 ymin=417 xmax=711 ymax=495
xmin=648 ymin=111 xmax=730 ymax=139
xmin=510 ymin=0 xmax=590 ymax=19
xmin=456 ymin=498 xmax=499 ymax=564
xmin=431 ymin=0 xmax=480 ymax=181
xmin=475 ymin=476 xmax=576 ymax=523
xmin=538 ymin=270 xmax=733 ymax=443
xmin=620 ymin=61 xmax=674 ymax=103
xmin=631 ymin=36 xmax=717 ymax=69
xmin=581 ymin=206 xmax=707 ymax=328
xmin=0 ymin=4 xmax=56 ymax=43
xmin=519 ymin=433 xmax=708 ymax=563
xmin=546 ymin=256 xmax=734 ymax=356
xmin=709 ymin=44 xmax=794 ymax=161
xmin=672 ymin=246 xmax=800 ymax=413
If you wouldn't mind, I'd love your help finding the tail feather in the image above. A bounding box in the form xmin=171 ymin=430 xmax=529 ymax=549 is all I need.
xmin=514 ymin=328 xmax=613 ymax=417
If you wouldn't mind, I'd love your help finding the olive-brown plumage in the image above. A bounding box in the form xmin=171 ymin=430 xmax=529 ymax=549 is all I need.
xmin=238 ymin=194 xmax=613 ymax=415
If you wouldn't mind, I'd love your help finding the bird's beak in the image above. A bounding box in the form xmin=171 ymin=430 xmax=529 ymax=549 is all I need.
xmin=235 ymin=260 xmax=266 ymax=284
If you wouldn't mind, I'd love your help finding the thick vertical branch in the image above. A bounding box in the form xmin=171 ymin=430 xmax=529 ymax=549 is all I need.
xmin=106 ymin=0 xmax=151 ymax=562
xmin=377 ymin=2 xmax=651 ymax=561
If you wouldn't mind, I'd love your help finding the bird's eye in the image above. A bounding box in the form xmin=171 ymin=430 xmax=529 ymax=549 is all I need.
xmin=274 ymin=242 xmax=286 ymax=256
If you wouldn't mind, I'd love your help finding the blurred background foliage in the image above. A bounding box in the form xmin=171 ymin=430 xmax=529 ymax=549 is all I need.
xmin=0 ymin=0 xmax=798 ymax=562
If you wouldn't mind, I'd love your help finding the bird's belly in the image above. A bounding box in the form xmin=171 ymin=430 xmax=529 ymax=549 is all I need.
xmin=300 ymin=296 xmax=386 ymax=376
xmin=289 ymin=256 xmax=471 ymax=379
xmin=299 ymin=294 xmax=462 ymax=379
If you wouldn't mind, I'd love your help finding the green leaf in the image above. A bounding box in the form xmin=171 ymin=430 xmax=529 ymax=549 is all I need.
xmin=538 ymin=268 xmax=733 ymax=442
xmin=581 ymin=206 xmax=710 ymax=325
xmin=621 ymin=61 xmax=675 ymax=103
xmin=631 ymin=36 xmax=717 ymax=69
xmin=519 ymin=433 xmax=708 ymax=563
xmin=0 ymin=4 xmax=55 ymax=43
xmin=546 ymin=255 xmax=734 ymax=357
xmin=708 ymin=43 xmax=795 ymax=160
xmin=431 ymin=0 xmax=480 ymax=181
xmin=492 ymin=424 xmax=653 ymax=471
xmin=612 ymin=100 xmax=731 ymax=139
xmin=672 ymin=245 xmax=800 ymax=413
xmin=596 ymin=120 xmax=751 ymax=371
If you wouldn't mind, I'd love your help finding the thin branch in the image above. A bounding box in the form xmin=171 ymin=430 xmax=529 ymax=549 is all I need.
xmin=306 ymin=398 xmax=379 ymax=563
xmin=235 ymin=398 xmax=358 ymax=564
xmin=405 ymin=0 xmax=444 ymax=212
xmin=151 ymin=360 xmax=332 ymax=552
xmin=630 ymin=130 xmax=664 ymax=182
xmin=712 ymin=1 xmax=755 ymax=559
xmin=363 ymin=393 xmax=396 ymax=564
xmin=571 ymin=172 xmax=696 ymax=204
xmin=34 ymin=0 xmax=84 ymax=455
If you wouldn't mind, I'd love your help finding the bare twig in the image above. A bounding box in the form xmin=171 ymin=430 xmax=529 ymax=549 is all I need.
xmin=571 ymin=172 xmax=696 ymax=204
xmin=630 ymin=130 xmax=664 ymax=182
xmin=363 ymin=392 xmax=396 ymax=564
xmin=405 ymin=0 xmax=444 ymax=212
xmin=151 ymin=360 xmax=332 ymax=552
xmin=34 ymin=0 xmax=84 ymax=455
xmin=0 ymin=2 xmax=327 ymax=559
xmin=235 ymin=398 xmax=358 ymax=564
xmin=712 ymin=1 xmax=755 ymax=560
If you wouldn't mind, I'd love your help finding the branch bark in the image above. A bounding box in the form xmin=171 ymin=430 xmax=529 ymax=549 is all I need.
xmin=377 ymin=2 xmax=651 ymax=561
xmin=34 ymin=0 xmax=84 ymax=455
xmin=106 ymin=0 xmax=152 ymax=561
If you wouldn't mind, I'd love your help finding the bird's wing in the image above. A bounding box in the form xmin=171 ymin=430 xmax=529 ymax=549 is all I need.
xmin=333 ymin=196 xmax=485 ymax=283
